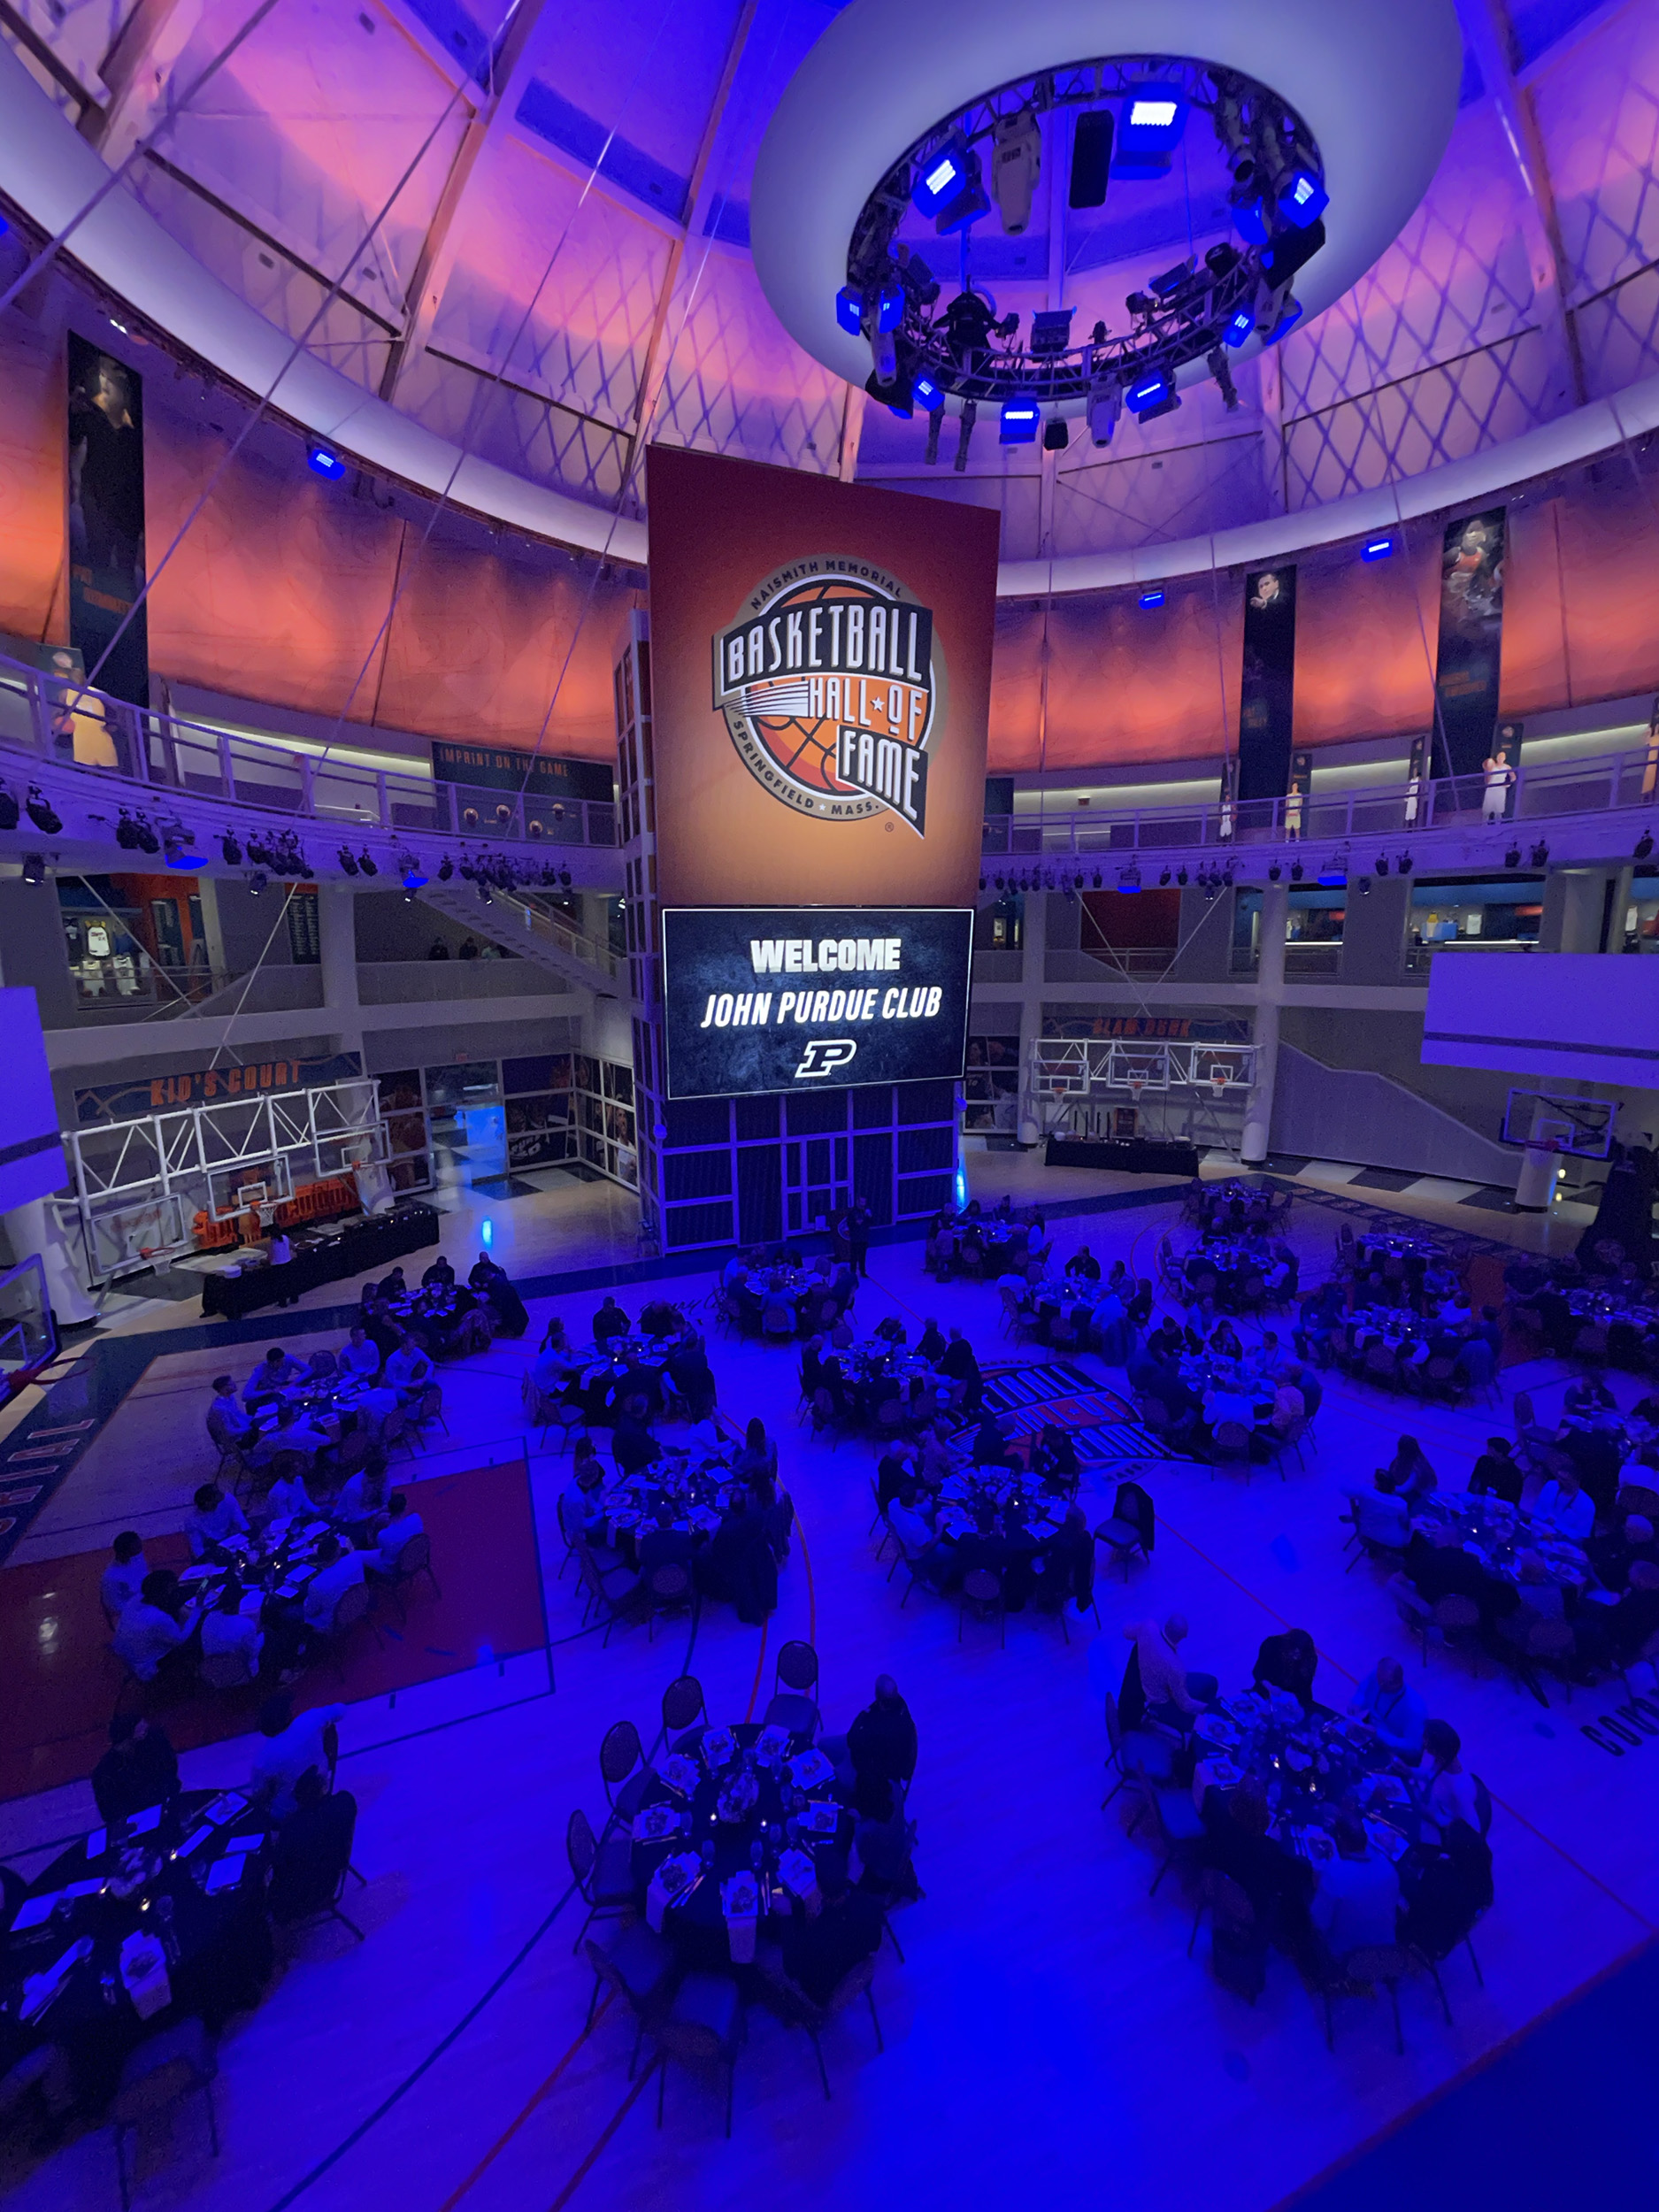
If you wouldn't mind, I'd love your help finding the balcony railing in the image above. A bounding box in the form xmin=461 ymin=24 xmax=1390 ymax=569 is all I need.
xmin=982 ymin=746 xmax=1659 ymax=859
xmin=0 ymin=654 xmax=615 ymax=849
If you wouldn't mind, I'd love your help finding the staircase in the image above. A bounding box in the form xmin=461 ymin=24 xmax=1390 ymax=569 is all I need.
xmin=419 ymin=883 xmax=625 ymax=998
xmin=1271 ymin=1043 xmax=1518 ymax=1187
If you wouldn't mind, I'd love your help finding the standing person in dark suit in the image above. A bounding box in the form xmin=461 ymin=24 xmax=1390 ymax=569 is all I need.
xmin=268 ymin=1766 xmax=357 ymax=1923
xmin=845 ymin=1675 xmax=918 ymax=1796
xmin=941 ymin=1328 xmax=983 ymax=1414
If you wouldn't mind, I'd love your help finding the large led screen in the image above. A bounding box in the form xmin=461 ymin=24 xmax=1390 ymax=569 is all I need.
xmin=661 ymin=907 xmax=973 ymax=1101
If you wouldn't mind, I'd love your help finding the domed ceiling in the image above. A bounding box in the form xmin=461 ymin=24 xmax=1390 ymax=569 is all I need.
xmin=4 ymin=0 xmax=1659 ymax=580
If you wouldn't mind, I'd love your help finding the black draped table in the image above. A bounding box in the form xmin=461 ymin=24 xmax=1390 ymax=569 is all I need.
xmin=1044 ymin=1137 xmax=1201 ymax=1178
xmin=201 ymin=1203 xmax=441 ymax=1318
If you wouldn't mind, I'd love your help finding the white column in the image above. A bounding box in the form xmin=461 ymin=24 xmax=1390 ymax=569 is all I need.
xmin=1240 ymin=879 xmax=1287 ymax=1164
xmin=1016 ymin=887 xmax=1048 ymax=1145
xmin=317 ymin=882 xmax=363 ymax=1065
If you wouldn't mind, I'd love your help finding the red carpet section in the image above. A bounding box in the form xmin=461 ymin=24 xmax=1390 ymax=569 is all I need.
xmin=0 ymin=1462 xmax=547 ymax=1803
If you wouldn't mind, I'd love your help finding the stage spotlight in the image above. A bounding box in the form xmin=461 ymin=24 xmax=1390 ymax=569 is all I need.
xmin=337 ymin=846 xmax=359 ymax=876
xmin=1636 ymin=829 xmax=1654 ymax=860
xmin=1317 ymin=863 xmax=1346 ymax=887
xmin=1206 ymin=346 xmax=1240 ymax=411
xmin=993 ymin=873 xmax=1004 ymax=890
xmin=1375 ymin=855 xmax=1389 ymax=875
xmin=27 ymin=787 xmax=63 ymax=835
xmin=1222 ymin=303 xmax=1256 ymax=347
xmin=1158 ymin=867 xmax=1171 ymax=887
xmin=307 ymin=443 xmax=346 ymax=480
xmin=219 ymin=830 xmax=242 ymax=865
xmin=876 ymin=282 xmax=905 ymax=334
xmin=1125 ymin=367 xmax=1173 ymax=415
xmin=357 ymin=849 xmax=378 ymax=876
xmin=116 ymin=809 xmax=142 ymax=850
xmin=1359 ymin=876 xmax=1371 ymax=896
xmin=1398 ymin=852 xmax=1413 ymax=874
xmin=991 ymin=109 xmax=1041 ymax=235
xmin=1087 ymin=372 xmax=1123 ymax=448
xmin=1290 ymin=861 xmax=1304 ymax=881
xmin=559 ymin=867 xmax=572 ymax=887
xmin=1280 ymin=170 xmax=1329 ymax=228
xmin=1000 ymin=398 xmax=1041 ymax=446
xmin=1362 ymin=536 xmax=1394 ymax=562
xmin=0 ymin=784 xmax=16 ymax=831
xmin=1262 ymin=219 xmax=1325 ymax=288
xmin=248 ymin=868 xmax=268 ymax=895
xmin=164 ymin=832 xmax=204 ymax=867
xmin=979 ymin=876 xmax=987 ymax=892
xmin=834 ymin=286 xmax=863 ymax=336
xmin=1116 ymin=82 xmax=1187 ymax=177
xmin=1139 ymin=589 xmax=1164 ymax=611
xmin=913 ymin=373 xmax=944 ymax=412
xmin=1504 ymin=843 xmax=1521 ymax=869
xmin=20 ymin=852 xmax=45 ymax=884
xmin=1531 ymin=840 xmax=1550 ymax=867
xmin=912 ymin=135 xmax=972 ymax=217
xmin=933 ymin=150 xmax=990 ymax=234
xmin=1118 ymin=866 xmax=1141 ymax=894
xmin=133 ymin=813 xmax=159 ymax=853
xmin=1176 ymin=865 xmax=1188 ymax=887
xmin=1069 ymin=107 xmax=1113 ymax=209
xmin=1233 ymin=196 xmax=1270 ymax=245
xmin=402 ymin=864 xmax=428 ymax=891
xmin=1268 ymin=860 xmax=1281 ymax=880
xmin=1073 ymin=872 xmax=1085 ymax=889
xmin=953 ymin=397 xmax=976 ymax=474
xmin=867 ymin=325 xmax=896 ymax=384
xmin=1042 ymin=419 xmax=1070 ymax=451
xmin=1092 ymin=870 xmax=1102 ymax=888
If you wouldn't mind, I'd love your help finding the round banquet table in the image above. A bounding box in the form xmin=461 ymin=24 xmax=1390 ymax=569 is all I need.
xmin=0 ymin=1789 xmax=274 ymax=2108
xmin=628 ymin=1724 xmax=851 ymax=1973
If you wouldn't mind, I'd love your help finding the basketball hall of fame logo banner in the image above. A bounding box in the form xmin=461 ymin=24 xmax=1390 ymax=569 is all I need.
xmin=710 ymin=560 xmax=938 ymax=835
xmin=644 ymin=446 xmax=996 ymax=911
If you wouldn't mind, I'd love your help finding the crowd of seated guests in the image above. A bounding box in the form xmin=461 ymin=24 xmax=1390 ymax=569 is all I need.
xmin=528 ymin=1302 xmax=718 ymax=1430
xmin=1115 ymin=1318 xmax=1321 ymax=1463
xmin=874 ymin=1417 xmax=1094 ymax=1617
xmin=715 ymin=1243 xmax=861 ymax=1340
xmin=800 ymin=1320 xmax=982 ymax=1435
xmin=1504 ymin=1248 xmax=1659 ymax=1370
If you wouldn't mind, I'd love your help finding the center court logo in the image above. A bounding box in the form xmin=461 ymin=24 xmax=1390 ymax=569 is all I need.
xmin=711 ymin=557 xmax=938 ymax=835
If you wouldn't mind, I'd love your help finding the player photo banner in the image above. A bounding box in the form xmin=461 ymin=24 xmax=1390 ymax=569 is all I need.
xmin=1238 ymin=565 xmax=1297 ymax=803
xmin=711 ymin=565 xmax=936 ymax=833
xmin=647 ymin=446 xmax=998 ymax=909
xmin=1433 ymin=508 xmax=1506 ymax=780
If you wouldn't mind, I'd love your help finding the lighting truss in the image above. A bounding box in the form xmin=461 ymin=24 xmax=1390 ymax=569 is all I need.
xmin=849 ymin=55 xmax=1325 ymax=417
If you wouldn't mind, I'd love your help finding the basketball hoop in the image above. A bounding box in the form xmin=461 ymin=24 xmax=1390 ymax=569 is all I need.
xmin=1208 ymin=1067 xmax=1230 ymax=1102
xmin=1129 ymin=1078 xmax=1146 ymax=1106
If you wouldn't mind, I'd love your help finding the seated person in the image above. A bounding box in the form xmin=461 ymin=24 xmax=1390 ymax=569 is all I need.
xmin=250 ymin=1694 xmax=347 ymax=1817
xmin=243 ymin=1347 xmax=306 ymax=1405
xmin=385 ymin=1333 xmax=434 ymax=1398
xmin=1065 ymin=1245 xmax=1102 ymax=1281
xmin=264 ymin=1454 xmax=321 ymax=1524
xmin=302 ymin=1534 xmax=366 ymax=1632
xmin=253 ymin=1399 xmax=333 ymax=1464
xmin=1030 ymin=1422 xmax=1080 ymax=1493
xmin=338 ymin=1325 xmax=380 ymax=1380
xmin=1532 ymin=1469 xmax=1594 ymax=1541
xmin=370 ymin=1493 xmax=425 ymax=1577
xmin=1252 ymin=1626 xmax=1317 ymax=1709
xmin=694 ymin=1494 xmax=778 ymax=1624
xmin=1468 ymin=1436 xmax=1523 ymax=1505
xmin=916 ymin=1318 xmax=947 ymax=1366
xmin=1200 ymin=1778 xmax=1310 ymax=1941
xmin=561 ymin=1443 xmax=609 ymax=1544
xmin=531 ymin=1319 xmax=580 ymax=1395
xmin=1411 ymin=1719 xmax=1481 ymax=1835
xmin=769 ymin=1851 xmax=883 ymax=2006
xmin=593 ymin=1294 xmax=631 ymax=1343
xmin=334 ymin=1458 xmax=389 ymax=1541
xmin=940 ymin=1329 xmax=982 ymax=1413
xmin=1564 ymin=1374 xmax=1617 ymax=1416
xmin=1382 ymin=1435 xmax=1437 ymax=1502
xmin=199 ymin=1579 xmax=264 ymax=1683
xmin=268 ymin=1765 xmax=358 ymax=1923
xmin=1124 ymin=1615 xmax=1207 ymax=1726
xmin=1310 ymin=1812 xmax=1401 ymax=1963
xmin=421 ymin=1255 xmax=457 ymax=1289
xmin=188 ymin=1482 xmax=250 ymax=1560
xmin=1398 ymin=1818 xmax=1494 ymax=1960
xmin=1348 ymin=1655 xmax=1427 ymax=1755
xmin=1270 ymin=1376 xmax=1306 ymax=1436
xmin=113 ymin=1571 xmax=205 ymax=1684
xmin=1513 ymin=1549 xmax=1565 ymax=1620
xmin=666 ymin=1340 xmax=718 ymax=1422
xmin=611 ymin=1394 xmax=660 ymax=1475
xmin=101 ymin=1531 xmax=149 ymax=1622
xmin=971 ymin=1414 xmax=1015 ymax=1468
xmin=474 ymin=1256 xmax=528 ymax=1337
xmin=637 ymin=1499 xmax=695 ymax=1582
xmin=207 ymin=1375 xmax=257 ymax=1459
xmin=91 ymin=1715 xmax=180 ymax=1825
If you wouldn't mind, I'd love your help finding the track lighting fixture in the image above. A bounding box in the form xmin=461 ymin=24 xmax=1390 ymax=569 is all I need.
xmin=27 ymin=787 xmax=63 ymax=836
xmin=220 ymin=830 xmax=242 ymax=865
xmin=337 ymin=846 xmax=360 ymax=876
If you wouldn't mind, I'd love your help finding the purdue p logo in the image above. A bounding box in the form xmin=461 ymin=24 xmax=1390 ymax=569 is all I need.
xmin=712 ymin=558 xmax=938 ymax=835
xmin=794 ymin=1038 xmax=858 ymax=1081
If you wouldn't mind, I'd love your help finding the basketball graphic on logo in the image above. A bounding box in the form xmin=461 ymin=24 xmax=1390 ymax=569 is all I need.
xmin=711 ymin=558 xmax=940 ymax=835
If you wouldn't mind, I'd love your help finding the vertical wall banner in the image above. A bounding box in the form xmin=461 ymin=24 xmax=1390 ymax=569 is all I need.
xmin=1433 ymin=508 xmax=1506 ymax=779
xmin=645 ymin=445 xmax=998 ymax=909
xmin=66 ymin=334 xmax=149 ymax=705
xmin=1238 ymin=565 xmax=1297 ymax=803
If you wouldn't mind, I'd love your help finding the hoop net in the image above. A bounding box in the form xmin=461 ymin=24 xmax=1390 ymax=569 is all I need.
xmin=1129 ymin=1079 xmax=1146 ymax=1104
xmin=1209 ymin=1070 xmax=1229 ymax=1101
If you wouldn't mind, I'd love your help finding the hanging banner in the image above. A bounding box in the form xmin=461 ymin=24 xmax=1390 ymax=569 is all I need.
xmin=66 ymin=334 xmax=150 ymax=706
xmin=645 ymin=445 xmax=997 ymax=908
xmin=1433 ymin=508 xmax=1506 ymax=779
xmin=1238 ymin=565 xmax=1297 ymax=803
xmin=74 ymin=1051 xmax=364 ymax=1126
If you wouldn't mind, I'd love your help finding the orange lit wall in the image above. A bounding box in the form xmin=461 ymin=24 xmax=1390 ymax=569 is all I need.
xmin=4 ymin=319 xmax=1659 ymax=771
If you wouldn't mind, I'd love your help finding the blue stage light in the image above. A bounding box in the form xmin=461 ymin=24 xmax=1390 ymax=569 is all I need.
xmin=1317 ymin=866 xmax=1347 ymax=887
xmin=1361 ymin=536 xmax=1394 ymax=562
xmin=1139 ymin=589 xmax=1165 ymax=610
xmin=913 ymin=138 xmax=970 ymax=217
xmin=912 ymin=374 xmax=945 ymax=412
xmin=1280 ymin=170 xmax=1328 ymax=228
xmin=835 ymin=285 xmax=864 ymax=335
xmin=876 ymin=283 xmax=905 ymax=334
xmin=308 ymin=442 xmax=346 ymax=480
xmin=999 ymin=398 xmax=1041 ymax=445
xmin=1118 ymin=84 xmax=1187 ymax=154
xmin=1223 ymin=304 xmax=1256 ymax=347
xmin=1125 ymin=368 xmax=1172 ymax=414
xmin=1269 ymin=298 xmax=1302 ymax=339
xmin=1233 ymin=199 xmax=1270 ymax=245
